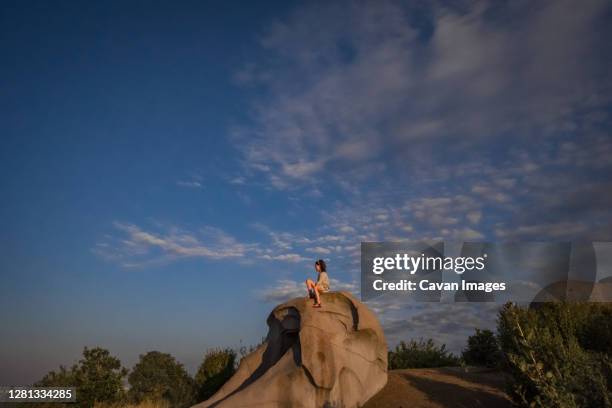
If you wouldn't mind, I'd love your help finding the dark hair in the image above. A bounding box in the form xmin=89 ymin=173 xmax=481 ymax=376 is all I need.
xmin=315 ymin=259 xmax=327 ymax=272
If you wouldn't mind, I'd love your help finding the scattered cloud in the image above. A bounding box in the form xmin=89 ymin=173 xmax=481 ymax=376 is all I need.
xmin=256 ymin=278 xmax=358 ymax=303
xmin=176 ymin=180 xmax=203 ymax=189
xmin=255 ymin=279 xmax=305 ymax=303
xmin=95 ymin=0 xmax=611 ymax=354
xmin=233 ymin=0 xmax=612 ymax=194
xmin=229 ymin=176 xmax=246 ymax=185
xmin=225 ymin=0 xmax=612 ymax=249
xmin=177 ymin=174 xmax=204 ymax=189
xmin=95 ymin=222 xmax=345 ymax=268
xmin=378 ymin=302 xmax=501 ymax=353
xmin=93 ymin=222 xmax=252 ymax=267
xmin=306 ymin=246 xmax=332 ymax=255
xmin=495 ymin=221 xmax=590 ymax=240
xmin=466 ymin=211 xmax=482 ymax=225
xmin=259 ymin=253 xmax=308 ymax=263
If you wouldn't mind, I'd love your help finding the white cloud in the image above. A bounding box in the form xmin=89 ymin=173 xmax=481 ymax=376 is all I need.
xmin=407 ymin=195 xmax=481 ymax=229
xmin=177 ymin=180 xmax=203 ymax=189
xmin=93 ymin=222 xmax=252 ymax=267
xmin=338 ymin=225 xmax=355 ymax=234
xmin=255 ymin=279 xmax=305 ymax=303
xmin=259 ymin=253 xmax=307 ymax=263
xmin=256 ymin=278 xmax=358 ymax=303
xmin=229 ymin=176 xmax=246 ymax=185
xmin=306 ymin=246 xmax=332 ymax=255
xmin=466 ymin=211 xmax=482 ymax=225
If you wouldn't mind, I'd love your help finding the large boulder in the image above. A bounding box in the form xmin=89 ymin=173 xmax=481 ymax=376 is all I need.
xmin=193 ymin=291 xmax=387 ymax=408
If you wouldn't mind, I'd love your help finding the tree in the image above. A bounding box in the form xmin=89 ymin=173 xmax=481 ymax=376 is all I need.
xmin=128 ymin=351 xmax=195 ymax=408
xmin=37 ymin=365 xmax=76 ymax=388
xmin=75 ymin=347 xmax=128 ymax=406
xmin=194 ymin=348 xmax=236 ymax=402
xmin=36 ymin=347 xmax=127 ymax=408
xmin=462 ymin=328 xmax=501 ymax=368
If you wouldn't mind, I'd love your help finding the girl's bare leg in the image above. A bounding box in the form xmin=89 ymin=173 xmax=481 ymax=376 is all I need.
xmin=313 ymin=285 xmax=321 ymax=305
xmin=305 ymin=279 xmax=314 ymax=291
xmin=305 ymin=279 xmax=315 ymax=299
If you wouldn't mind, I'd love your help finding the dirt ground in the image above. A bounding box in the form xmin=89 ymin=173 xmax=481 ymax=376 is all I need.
xmin=363 ymin=367 xmax=513 ymax=408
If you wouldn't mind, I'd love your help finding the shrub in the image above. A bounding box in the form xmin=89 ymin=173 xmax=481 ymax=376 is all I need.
xmin=462 ymin=328 xmax=501 ymax=368
xmin=497 ymin=302 xmax=612 ymax=408
xmin=194 ymin=348 xmax=236 ymax=402
xmin=36 ymin=347 xmax=127 ymax=408
xmin=576 ymin=303 xmax=612 ymax=355
xmin=128 ymin=351 xmax=195 ymax=408
xmin=388 ymin=338 xmax=460 ymax=369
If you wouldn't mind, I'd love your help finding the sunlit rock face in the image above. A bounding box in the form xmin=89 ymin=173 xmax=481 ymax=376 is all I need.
xmin=193 ymin=291 xmax=388 ymax=408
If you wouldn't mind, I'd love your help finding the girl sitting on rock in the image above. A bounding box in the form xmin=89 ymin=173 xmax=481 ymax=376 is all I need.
xmin=305 ymin=259 xmax=330 ymax=308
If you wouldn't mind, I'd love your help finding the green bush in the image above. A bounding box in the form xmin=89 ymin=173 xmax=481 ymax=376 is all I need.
xmin=576 ymin=303 xmax=612 ymax=355
xmin=194 ymin=348 xmax=236 ymax=402
xmin=462 ymin=328 xmax=501 ymax=368
xmin=36 ymin=347 xmax=127 ymax=408
xmin=388 ymin=338 xmax=460 ymax=369
xmin=128 ymin=351 xmax=195 ymax=408
xmin=498 ymin=302 xmax=612 ymax=408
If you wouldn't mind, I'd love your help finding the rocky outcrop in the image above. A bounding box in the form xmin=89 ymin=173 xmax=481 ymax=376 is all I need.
xmin=193 ymin=291 xmax=388 ymax=408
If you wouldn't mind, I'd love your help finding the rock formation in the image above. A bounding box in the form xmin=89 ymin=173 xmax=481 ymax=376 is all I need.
xmin=193 ymin=291 xmax=387 ymax=408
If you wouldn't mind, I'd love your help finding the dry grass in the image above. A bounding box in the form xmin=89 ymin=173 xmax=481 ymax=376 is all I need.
xmin=94 ymin=400 xmax=171 ymax=408
xmin=363 ymin=368 xmax=512 ymax=408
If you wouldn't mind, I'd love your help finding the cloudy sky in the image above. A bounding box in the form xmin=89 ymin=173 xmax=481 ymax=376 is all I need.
xmin=2 ymin=0 xmax=611 ymax=384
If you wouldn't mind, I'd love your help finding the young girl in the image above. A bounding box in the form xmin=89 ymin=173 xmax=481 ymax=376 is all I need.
xmin=305 ymin=259 xmax=330 ymax=308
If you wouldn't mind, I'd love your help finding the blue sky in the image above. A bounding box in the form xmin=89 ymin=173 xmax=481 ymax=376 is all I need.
xmin=2 ymin=0 xmax=612 ymax=384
